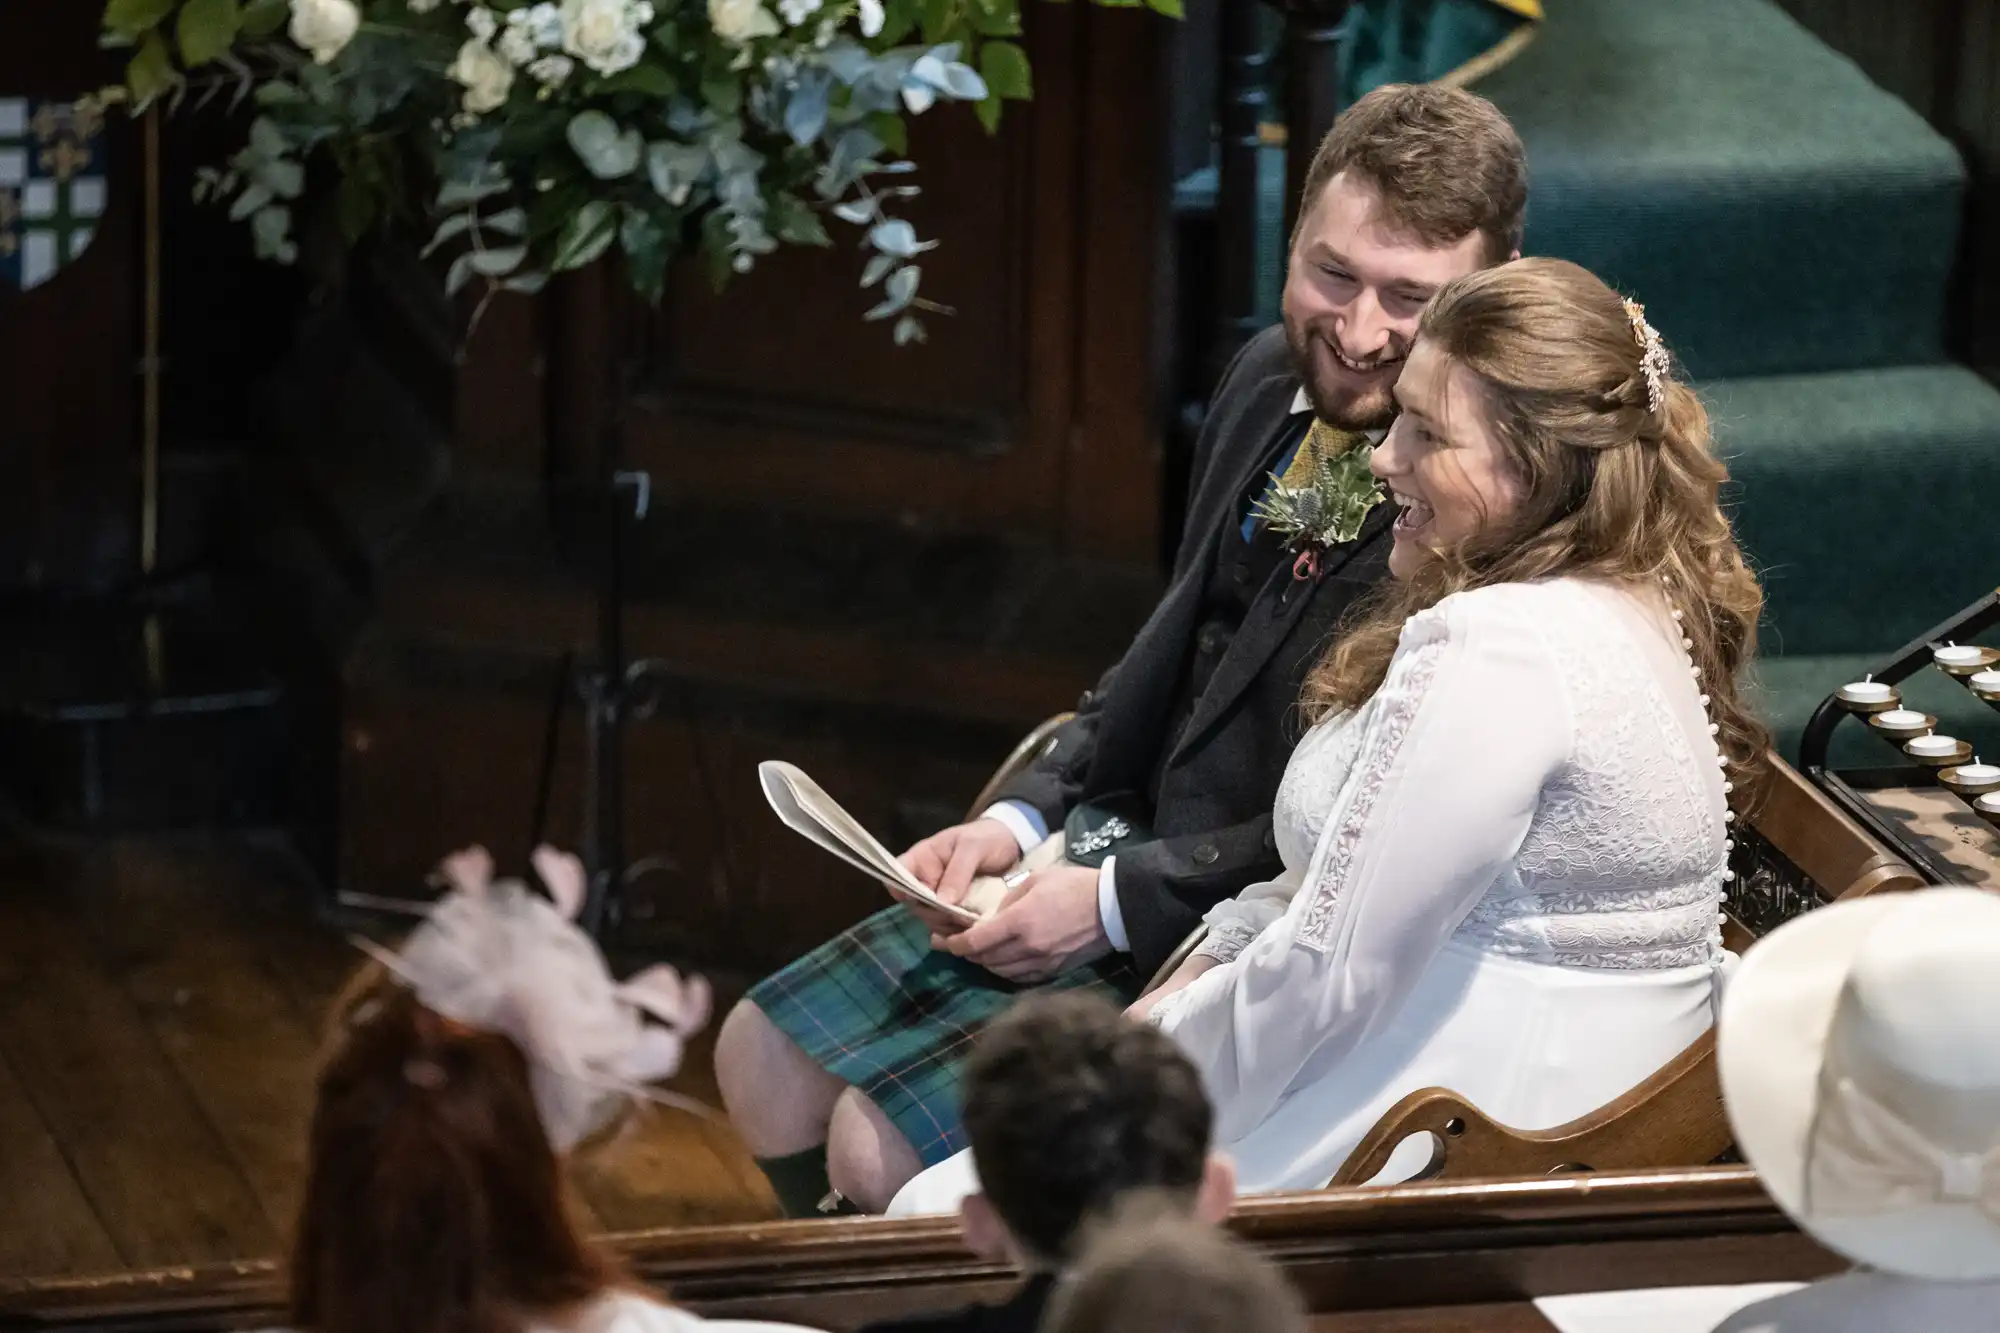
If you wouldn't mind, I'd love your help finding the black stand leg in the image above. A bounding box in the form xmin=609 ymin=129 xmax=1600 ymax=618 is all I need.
xmin=530 ymin=336 xmax=676 ymax=940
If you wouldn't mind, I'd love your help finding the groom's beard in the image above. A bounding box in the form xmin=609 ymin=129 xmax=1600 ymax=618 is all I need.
xmin=1286 ymin=320 xmax=1407 ymax=431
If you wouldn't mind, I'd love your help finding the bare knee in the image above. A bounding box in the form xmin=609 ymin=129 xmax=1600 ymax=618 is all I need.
xmin=715 ymin=999 xmax=843 ymax=1155
xmin=826 ymin=1086 xmax=925 ymax=1213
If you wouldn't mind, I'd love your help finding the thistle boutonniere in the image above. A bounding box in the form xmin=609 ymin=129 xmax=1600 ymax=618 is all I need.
xmin=1251 ymin=421 xmax=1385 ymax=580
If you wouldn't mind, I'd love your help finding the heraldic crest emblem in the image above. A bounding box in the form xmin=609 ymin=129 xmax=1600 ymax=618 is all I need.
xmin=0 ymin=97 xmax=107 ymax=292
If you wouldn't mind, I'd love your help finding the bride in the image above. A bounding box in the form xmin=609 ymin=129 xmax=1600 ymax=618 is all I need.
xmin=890 ymin=256 xmax=1765 ymax=1210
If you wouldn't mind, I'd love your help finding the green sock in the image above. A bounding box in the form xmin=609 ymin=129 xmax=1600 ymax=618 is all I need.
xmin=757 ymin=1145 xmax=835 ymax=1218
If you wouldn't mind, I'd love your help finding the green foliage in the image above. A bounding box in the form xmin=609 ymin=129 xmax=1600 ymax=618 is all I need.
xmin=176 ymin=0 xmax=240 ymax=67
xmin=96 ymin=0 xmax=1179 ymax=337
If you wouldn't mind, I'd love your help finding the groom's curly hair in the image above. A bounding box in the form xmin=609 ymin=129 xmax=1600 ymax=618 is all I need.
xmin=1295 ymin=83 xmax=1528 ymax=264
xmin=962 ymin=993 xmax=1212 ymax=1265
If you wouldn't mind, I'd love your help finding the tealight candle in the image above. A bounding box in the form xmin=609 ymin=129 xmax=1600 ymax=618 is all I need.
xmin=1906 ymin=732 xmax=1966 ymax=761
xmin=1973 ymin=668 xmax=2000 ymax=701
xmin=1837 ymin=676 xmax=1896 ymax=708
xmin=1978 ymin=791 xmax=2000 ymax=827
xmin=1934 ymin=642 xmax=1990 ymax=671
xmin=1941 ymin=758 xmax=2000 ymax=800
xmin=1871 ymin=708 xmax=1933 ymax=734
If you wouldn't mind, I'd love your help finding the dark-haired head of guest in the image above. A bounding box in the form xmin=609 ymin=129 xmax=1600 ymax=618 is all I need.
xmin=289 ymin=970 xmax=621 ymax=1333
xmin=957 ymin=993 xmax=1233 ymax=1269
xmin=1039 ymin=1200 xmax=1305 ymax=1333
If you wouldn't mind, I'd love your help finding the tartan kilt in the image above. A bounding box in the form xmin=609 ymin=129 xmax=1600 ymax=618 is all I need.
xmin=748 ymin=903 xmax=1141 ymax=1167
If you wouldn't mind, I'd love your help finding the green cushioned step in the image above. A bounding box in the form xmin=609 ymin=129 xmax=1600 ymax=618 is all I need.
xmin=1707 ymin=365 xmax=2000 ymax=658
xmin=1475 ymin=0 xmax=1963 ymax=381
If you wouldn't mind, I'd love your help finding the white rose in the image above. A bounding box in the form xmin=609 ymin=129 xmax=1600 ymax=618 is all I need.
xmin=562 ymin=0 xmax=647 ymax=74
xmin=777 ymin=0 xmax=820 ymax=24
xmin=709 ymin=0 xmax=780 ymax=43
xmin=527 ymin=2 xmax=564 ymax=45
xmin=528 ymin=53 xmax=576 ymax=85
xmin=498 ymin=24 xmax=537 ymax=64
xmin=450 ymin=38 xmax=516 ymax=113
xmin=856 ymin=0 xmax=883 ymax=38
xmin=289 ymin=0 xmax=361 ymax=64
xmin=466 ymin=5 xmax=498 ymax=41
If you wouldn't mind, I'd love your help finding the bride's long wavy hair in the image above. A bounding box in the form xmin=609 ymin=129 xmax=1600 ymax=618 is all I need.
xmin=1303 ymin=257 xmax=1769 ymax=793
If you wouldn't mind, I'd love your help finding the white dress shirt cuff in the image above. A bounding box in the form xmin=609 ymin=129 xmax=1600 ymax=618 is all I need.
xmin=1097 ymin=855 xmax=1131 ymax=953
xmin=981 ymin=801 xmax=1047 ymax=858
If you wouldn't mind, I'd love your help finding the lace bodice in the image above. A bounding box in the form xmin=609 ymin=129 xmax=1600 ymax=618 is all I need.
xmin=1199 ymin=578 xmax=1728 ymax=973
xmin=1157 ymin=578 xmax=1732 ymax=1145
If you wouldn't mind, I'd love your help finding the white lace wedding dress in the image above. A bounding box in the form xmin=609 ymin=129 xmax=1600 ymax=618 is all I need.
xmin=888 ymin=576 xmax=1731 ymax=1214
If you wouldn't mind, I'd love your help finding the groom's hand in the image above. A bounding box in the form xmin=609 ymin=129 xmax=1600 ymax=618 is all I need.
xmin=899 ymin=818 xmax=1021 ymax=935
xmin=941 ymin=865 xmax=1111 ymax=983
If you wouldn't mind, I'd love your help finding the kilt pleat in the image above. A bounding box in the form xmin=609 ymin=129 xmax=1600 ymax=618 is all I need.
xmin=748 ymin=904 xmax=1139 ymax=1165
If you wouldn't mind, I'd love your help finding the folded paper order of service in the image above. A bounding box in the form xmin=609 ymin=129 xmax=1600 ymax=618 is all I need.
xmin=758 ymin=760 xmax=1064 ymax=924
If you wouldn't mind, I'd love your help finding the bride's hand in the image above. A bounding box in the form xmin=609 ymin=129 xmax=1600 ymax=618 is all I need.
xmin=1125 ymin=954 xmax=1220 ymax=1023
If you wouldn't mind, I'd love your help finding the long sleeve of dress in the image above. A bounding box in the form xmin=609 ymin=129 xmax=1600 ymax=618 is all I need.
xmin=1154 ymin=592 xmax=1577 ymax=1144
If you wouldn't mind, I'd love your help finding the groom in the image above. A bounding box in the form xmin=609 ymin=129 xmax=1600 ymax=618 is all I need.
xmin=717 ymin=83 xmax=1530 ymax=1215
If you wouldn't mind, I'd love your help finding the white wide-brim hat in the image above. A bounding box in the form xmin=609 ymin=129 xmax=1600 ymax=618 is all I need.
xmin=1720 ymin=887 xmax=2000 ymax=1281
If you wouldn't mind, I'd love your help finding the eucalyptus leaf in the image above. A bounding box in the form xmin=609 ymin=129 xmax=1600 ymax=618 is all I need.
xmin=860 ymin=251 xmax=896 ymax=287
xmin=783 ymin=73 xmax=831 ymax=146
xmin=126 ymin=32 xmax=177 ymax=108
xmin=422 ymin=211 xmax=477 ymax=257
xmin=553 ymin=200 xmax=618 ymax=270
xmin=820 ymin=41 xmax=871 ymax=85
xmin=228 ymin=182 xmax=273 ymax=221
xmin=936 ymin=62 xmax=986 ymax=101
xmin=239 ymin=0 xmax=288 ymax=38
xmin=504 ymin=270 xmax=551 ymax=294
xmin=445 ymin=250 xmax=479 ymax=296
xmin=250 ymin=203 xmax=294 ymax=261
xmin=469 ymin=244 xmax=528 ymax=276
xmin=104 ymin=0 xmax=176 ymax=40
xmin=865 ymin=262 xmax=918 ymax=317
xmin=484 ymin=207 xmax=528 ymax=236
xmin=177 ymin=0 xmax=241 ymax=67
xmin=884 ymin=263 xmax=919 ymax=306
xmin=832 ymin=199 xmax=875 ymax=224
xmin=868 ymin=217 xmax=934 ymax=258
xmin=259 ymin=156 xmax=305 ymax=199
xmin=254 ymin=80 xmax=303 ymax=105
xmin=567 ymin=111 xmax=643 ymax=179
xmin=646 ymin=140 xmax=710 ymax=205
xmin=893 ymin=313 xmax=926 ymax=345
xmin=248 ymin=116 xmax=288 ymax=159
xmin=437 ymin=168 xmax=509 ymax=209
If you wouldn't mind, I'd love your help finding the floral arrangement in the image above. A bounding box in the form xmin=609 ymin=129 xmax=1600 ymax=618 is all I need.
xmin=98 ymin=0 xmax=1176 ymax=339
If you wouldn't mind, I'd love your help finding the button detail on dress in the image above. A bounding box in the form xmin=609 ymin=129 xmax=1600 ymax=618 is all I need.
xmin=1192 ymin=844 xmax=1220 ymax=867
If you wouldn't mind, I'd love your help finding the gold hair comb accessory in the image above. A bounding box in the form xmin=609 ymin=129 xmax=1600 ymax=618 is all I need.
xmin=1622 ymin=298 xmax=1670 ymax=414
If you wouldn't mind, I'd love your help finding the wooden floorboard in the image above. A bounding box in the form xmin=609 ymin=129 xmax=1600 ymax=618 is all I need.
xmin=0 ymin=833 xmax=775 ymax=1285
xmin=0 ymin=1047 xmax=121 ymax=1278
xmin=65 ymin=841 xmax=324 ymax=1237
xmin=0 ymin=879 xmax=277 ymax=1269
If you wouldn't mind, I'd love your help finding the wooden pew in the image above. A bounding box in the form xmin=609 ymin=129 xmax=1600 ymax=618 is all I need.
xmin=0 ymin=1169 xmax=1843 ymax=1333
